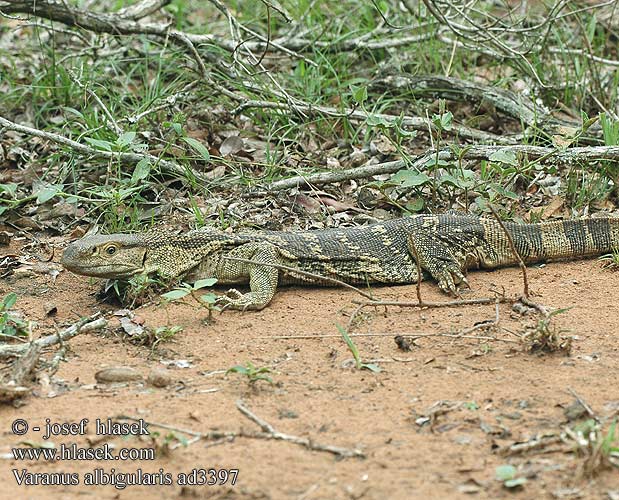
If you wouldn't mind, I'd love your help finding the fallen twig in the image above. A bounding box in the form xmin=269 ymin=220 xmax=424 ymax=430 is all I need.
xmin=118 ymin=399 xmax=365 ymax=458
xmin=235 ymin=400 xmax=364 ymax=458
xmin=249 ymin=331 xmax=520 ymax=343
xmin=263 ymin=144 xmax=619 ymax=191
xmin=489 ymin=205 xmax=529 ymax=298
xmin=454 ymin=297 xmax=501 ymax=338
xmin=567 ymin=387 xmax=596 ymax=419
xmin=264 ymin=159 xmax=407 ymax=192
xmin=374 ymin=74 xmax=551 ymax=129
xmin=0 ymin=343 xmax=43 ymax=401
xmin=117 ymin=0 xmax=171 ymax=19
xmin=0 ymin=314 xmax=106 ymax=358
xmin=233 ymin=99 xmax=513 ymax=144
xmin=500 ymin=433 xmax=564 ymax=456
xmin=0 ymin=115 xmax=208 ymax=183
xmin=9 ymin=343 xmax=42 ymax=385
xmin=518 ymin=295 xmax=550 ymax=317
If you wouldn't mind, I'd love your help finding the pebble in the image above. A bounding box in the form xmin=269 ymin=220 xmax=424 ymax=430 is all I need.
xmin=95 ymin=366 xmax=142 ymax=383
xmin=147 ymin=368 xmax=172 ymax=388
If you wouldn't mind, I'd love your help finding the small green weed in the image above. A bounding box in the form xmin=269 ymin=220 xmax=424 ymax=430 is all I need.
xmin=130 ymin=325 xmax=183 ymax=351
xmin=0 ymin=293 xmax=29 ymax=339
xmin=495 ymin=464 xmax=527 ymax=489
xmin=337 ymin=324 xmax=381 ymax=372
xmin=522 ymin=308 xmax=572 ymax=354
xmin=108 ymin=274 xmax=163 ymax=308
xmin=463 ymin=401 xmax=479 ymax=411
xmin=226 ymin=362 xmax=273 ymax=385
xmin=599 ymin=250 xmax=619 ymax=271
xmin=148 ymin=430 xmax=188 ymax=457
xmin=601 ymin=113 xmax=619 ymax=146
xmin=568 ymin=418 xmax=619 ymax=477
xmin=161 ymin=278 xmax=219 ymax=321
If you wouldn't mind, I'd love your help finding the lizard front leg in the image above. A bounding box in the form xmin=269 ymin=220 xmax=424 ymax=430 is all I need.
xmin=216 ymin=242 xmax=281 ymax=310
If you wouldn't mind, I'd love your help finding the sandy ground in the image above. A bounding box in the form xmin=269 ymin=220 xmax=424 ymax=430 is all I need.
xmin=2 ymin=241 xmax=619 ymax=500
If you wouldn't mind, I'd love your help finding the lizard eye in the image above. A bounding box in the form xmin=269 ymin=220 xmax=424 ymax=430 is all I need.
xmin=104 ymin=244 xmax=118 ymax=256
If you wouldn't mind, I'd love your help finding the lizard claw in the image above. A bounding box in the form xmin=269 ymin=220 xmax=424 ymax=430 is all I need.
xmin=225 ymin=288 xmax=243 ymax=299
xmin=214 ymin=289 xmax=268 ymax=311
xmin=214 ymin=288 xmax=245 ymax=311
xmin=436 ymin=264 xmax=468 ymax=296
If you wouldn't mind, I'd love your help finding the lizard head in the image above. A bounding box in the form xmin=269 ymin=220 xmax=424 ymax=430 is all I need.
xmin=61 ymin=233 xmax=152 ymax=279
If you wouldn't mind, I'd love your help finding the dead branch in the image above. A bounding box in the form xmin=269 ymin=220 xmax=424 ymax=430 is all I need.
xmin=426 ymin=144 xmax=619 ymax=164
xmin=0 ymin=315 xmax=106 ymax=358
xmin=118 ymin=400 xmax=365 ymax=458
xmin=0 ymin=343 xmax=42 ymax=402
xmin=263 ymin=145 xmax=619 ymax=192
xmin=0 ymin=0 xmax=309 ymax=62
xmin=500 ymin=434 xmax=564 ymax=456
xmin=235 ymin=400 xmax=364 ymax=458
xmin=373 ymin=75 xmax=556 ymax=130
xmin=455 ymin=297 xmax=501 ymax=337
xmin=232 ymin=98 xmax=515 ymax=145
xmin=116 ymin=0 xmax=172 ymax=20
xmin=567 ymin=387 xmax=596 ymax=419
xmin=489 ymin=205 xmax=529 ymax=298
xmin=264 ymin=159 xmax=407 ymax=192
xmin=518 ymin=295 xmax=550 ymax=317
xmin=9 ymin=343 xmax=41 ymax=385
xmin=0 ymin=115 xmax=209 ymax=183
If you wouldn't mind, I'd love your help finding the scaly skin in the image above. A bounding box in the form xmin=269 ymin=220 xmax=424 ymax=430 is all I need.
xmin=61 ymin=214 xmax=619 ymax=310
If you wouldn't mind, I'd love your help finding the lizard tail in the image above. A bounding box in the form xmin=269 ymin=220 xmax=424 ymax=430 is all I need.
xmin=481 ymin=217 xmax=619 ymax=265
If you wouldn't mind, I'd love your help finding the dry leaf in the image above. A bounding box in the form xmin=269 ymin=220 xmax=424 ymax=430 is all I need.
xmin=220 ymin=135 xmax=244 ymax=156
xmin=294 ymin=194 xmax=321 ymax=214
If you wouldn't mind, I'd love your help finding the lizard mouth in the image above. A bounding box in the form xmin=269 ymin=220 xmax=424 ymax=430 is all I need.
xmin=62 ymin=261 xmax=143 ymax=279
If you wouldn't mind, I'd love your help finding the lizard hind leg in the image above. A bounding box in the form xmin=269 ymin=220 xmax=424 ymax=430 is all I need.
xmin=406 ymin=234 xmax=469 ymax=295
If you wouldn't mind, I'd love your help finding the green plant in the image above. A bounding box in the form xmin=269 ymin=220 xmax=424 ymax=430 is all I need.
xmin=601 ymin=113 xmax=619 ymax=146
xmin=226 ymin=362 xmax=273 ymax=385
xmin=128 ymin=324 xmax=183 ymax=352
xmin=148 ymin=430 xmax=188 ymax=456
xmin=599 ymin=249 xmax=619 ymax=271
xmin=429 ymin=101 xmax=453 ymax=204
xmin=161 ymin=278 xmax=219 ymax=321
xmin=0 ymin=293 xmax=28 ymax=338
xmin=337 ymin=324 xmax=381 ymax=372
xmin=153 ymin=325 xmax=183 ymax=343
xmin=463 ymin=401 xmax=479 ymax=411
xmin=108 ymin=274 xmax=163 ymax=308
xmin=495 ymin=464 xmax=527 ymax=489
xmin=568 ymin=418 xmax=619 ymax=477
xmin=522 ymin=308 xmax=572 ymax=354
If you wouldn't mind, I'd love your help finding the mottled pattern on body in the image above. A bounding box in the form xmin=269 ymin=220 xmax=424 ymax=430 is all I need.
xmin=61 ymin=214 xmax=619 ymax=310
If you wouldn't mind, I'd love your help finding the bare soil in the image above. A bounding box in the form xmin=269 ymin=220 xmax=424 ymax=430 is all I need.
xmin=2 ymin=240 xmax=619 ymax=500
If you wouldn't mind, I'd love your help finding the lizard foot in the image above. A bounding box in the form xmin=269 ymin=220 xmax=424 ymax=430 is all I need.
xmin=435 ymin=264 xmax=469 ymax=295
xmin=215 ymin=289 xmax=269 ymax=311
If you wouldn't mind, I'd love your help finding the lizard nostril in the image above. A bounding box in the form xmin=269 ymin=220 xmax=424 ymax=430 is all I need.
xmin=91 ymin=246 xmax=97 ymax=255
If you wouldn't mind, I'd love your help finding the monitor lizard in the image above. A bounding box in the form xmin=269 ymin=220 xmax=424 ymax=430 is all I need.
xmin=61 ymin=214 xmax=619 ymax=310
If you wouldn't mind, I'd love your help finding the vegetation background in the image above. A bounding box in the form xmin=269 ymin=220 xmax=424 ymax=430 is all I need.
xmin=1 ymin=1 xmax=619 ymax=499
